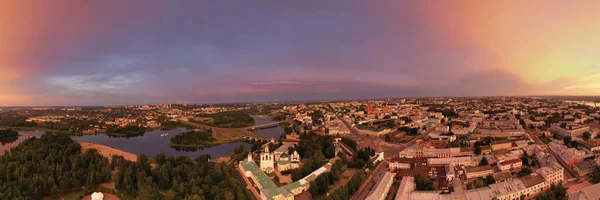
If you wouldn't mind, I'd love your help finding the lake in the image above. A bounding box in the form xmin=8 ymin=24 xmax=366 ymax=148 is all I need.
xmin=1 ymin=116 xmax=284 ymax=158
xmin=71 ymin=129 xmax=251 ymax=158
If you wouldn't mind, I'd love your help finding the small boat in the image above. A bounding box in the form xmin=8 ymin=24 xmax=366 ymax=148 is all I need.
xmin=160 ymin=133 xmax=170 ymax=137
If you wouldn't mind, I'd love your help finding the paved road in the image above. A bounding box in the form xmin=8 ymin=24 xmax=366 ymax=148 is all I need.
xmin=525 ymin=127 xmax=578 ymax=179
xmin=351 ymin=161 xmax=389 ymax=200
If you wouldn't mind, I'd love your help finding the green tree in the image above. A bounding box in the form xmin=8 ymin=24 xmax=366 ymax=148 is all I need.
xmin=521 ymin=156 xmax=530 ymax=166
xmin=309 ymin=180 xmax=318 ymax=197
xmin=563 ymin=136 xmax=572 ymax=146
xmin=414 ymin=173 xmax=435 ymax=191
xmin=519 ymin=168 xmax=532 ymax=177
xmin=479 ymin=157 xmax=489 ymax=166
xmin=583 ymin=132 xmax=591 ymax=141
xmin=474 ymin=146 xmax=482 ymax=155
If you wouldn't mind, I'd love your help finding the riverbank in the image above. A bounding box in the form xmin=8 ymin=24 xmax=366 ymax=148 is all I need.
xmin=79 ymin=141 xmax=137 ymax=162
xmin=0 ymin=126 xmax=70 ymax=134
xmin=169 ymin=140 xmax=224 ymax=148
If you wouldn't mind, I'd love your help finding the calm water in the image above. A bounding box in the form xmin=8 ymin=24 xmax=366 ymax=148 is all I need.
xmin=253 ymin=116 xmax=284 ymax=139
xmin=2 ymin=116 xmax=283 ymax=158
xmin=72 ymin=129 xmax=251 ymax=158
xmin=0 ymin=130 xmax=45 ymax=156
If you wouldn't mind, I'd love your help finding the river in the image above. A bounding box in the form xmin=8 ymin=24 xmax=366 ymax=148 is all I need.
xmin=253 ymin=116 xmax=284 ymax=139
xmin=1 ymin=116 xmax=284 ymax=158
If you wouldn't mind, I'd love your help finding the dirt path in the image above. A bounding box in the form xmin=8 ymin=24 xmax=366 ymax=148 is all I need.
xmin=79 ymin=142 xmax=137 ymax=162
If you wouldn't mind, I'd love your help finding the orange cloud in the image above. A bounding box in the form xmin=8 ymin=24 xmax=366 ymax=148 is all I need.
xmin=416 ymin=1 xmax=600 ymax=84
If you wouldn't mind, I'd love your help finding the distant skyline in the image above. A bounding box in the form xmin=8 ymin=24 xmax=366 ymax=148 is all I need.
xmin=2 ymin=1 xmax=600 ymax=106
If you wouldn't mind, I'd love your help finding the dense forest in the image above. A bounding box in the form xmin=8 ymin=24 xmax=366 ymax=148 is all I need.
xmin=169 ymin=129 xmax=218 ymax=147
xmin=0 ymin=134 xmax=112 ymax=199
xmin=113 ymin=153 xmax=254 ymax=200
xmin=198 ymin=111 xmax=255 ymax=128
xmin=106 ymin=124 xmax=147 ymax=137
xmin=0 ymin=129 xmax=19 ymax=140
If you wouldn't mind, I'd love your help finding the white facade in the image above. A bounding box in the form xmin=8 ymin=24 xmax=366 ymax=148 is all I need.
xmin=260 ymin=146 xmax=275 ymax=173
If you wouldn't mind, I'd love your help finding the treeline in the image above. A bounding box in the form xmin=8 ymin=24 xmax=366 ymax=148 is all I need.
xmin=160 ymin=120 xmax=193 ymax=130
xmin=169 ymin=129 xmax=217 ymax=147
xmin=348 ymin=146 xmax=375 ymax=169
xmin=201 ymin=111 xmax=255 ymax=128
xmin=328 ymin=170 xmax=366 ymax=200
xmin=0 ymin=115 xmax=37 ymax=127
xmin=291 ymin=132 xmax=336 ymax=181
xmin=0 ymin=134 xmax=111 ymax=199
xmin=309 ymin=159 xmax=346 ymax=198
xmin=0 ymin=129 xmax=19 ymax=140
xmin=272 ymin=112 xmax=290 ymax=121
xmin=106 ymin=124 xmax=147 ymax=137
xmin=113 ymin=153 xmax=253 ymax=200
xmin=0 ymin=114 xmax=102 ymax=133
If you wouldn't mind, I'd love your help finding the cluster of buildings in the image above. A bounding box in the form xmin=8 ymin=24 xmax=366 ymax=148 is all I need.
xmin=239 ymin=145 xmax=310 ymax=200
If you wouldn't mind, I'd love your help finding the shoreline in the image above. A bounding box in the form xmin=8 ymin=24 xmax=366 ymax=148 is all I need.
xmin=78 ymin=141 xmax=138 ymax=162
xmin=0 ymin=126 xmax=71 ymax=134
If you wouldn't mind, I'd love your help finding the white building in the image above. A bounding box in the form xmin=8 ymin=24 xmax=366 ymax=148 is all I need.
xmin=260 ymin=146 xmax=275 ymax=173
xmin=366 ymin=172 xmax=396 ymax=200
xmin=535 ymin=163 xmax=564 ymax=188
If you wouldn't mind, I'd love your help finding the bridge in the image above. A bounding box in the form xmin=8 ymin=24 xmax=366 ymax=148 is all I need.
xmin=251 ymin=121 xmax=286 ymax=129
xmin=178 ymin=118 xmax=294 ymax=142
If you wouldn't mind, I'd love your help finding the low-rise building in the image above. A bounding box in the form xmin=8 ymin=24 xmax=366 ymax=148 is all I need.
xmin=366 ymin=172 xmax=395 ymax=200
xmin=498 ymin=158 xmax=522 ymax=171
xmin=389 ymin=158 xmax=412 ymax=170
xmin=464 ymin=165 xmax=494 ymax=179
xmin=465 ymin=174 xmax=546 ymax=200
xmin=577 ymin=140 xmax=600 ymax=155
xmin=574 ymin=160 xmax=597 ymax=177
xmin=569 ymin=182 xmax=600 ymax=200
xmin=427 ymin=156 xmax=476 ymax=167
xmin=536 ymin=163 xmax=564 ymax=188
xmin=492 ymin=171 xmax=513 ymax=183
xmin=491 ymin=140 xmax=512 ymax=151
xmin=550 ymin=123 xmax=590 ymax=137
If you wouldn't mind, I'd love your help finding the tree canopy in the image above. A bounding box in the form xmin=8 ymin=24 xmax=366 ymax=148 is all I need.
xmin=0 ymin=134 xmax=111 ymax=199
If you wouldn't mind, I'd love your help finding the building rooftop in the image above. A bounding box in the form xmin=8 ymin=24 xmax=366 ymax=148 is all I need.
xmin=499 ymin=158 xmax=522 ymax=166
xmin=464 ymin=165 xmax=493 ymax=174
xmin=366 ymin=172 xmax=395 ymax=200
xmin=395 ymin=176 xmax=416 ymax=200
xmin=518 ymin=175 xmax=545 ymax=188
xmin=493 ymin=171 xmax=513 ymax=183
xmin=569 ymin=182 xmax=600 ymax=200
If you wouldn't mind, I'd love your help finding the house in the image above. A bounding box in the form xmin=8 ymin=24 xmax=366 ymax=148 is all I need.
xmin=464 ymin=165 xmax=494 ymax=179
xmin=536 ymin=163 xmax=564 ymax=188
xmin=550 ymin=123 xmax=590 ymax=137
xmin=498 ymin=158 xmax=522 ymax=171
xmin=574 ymin=160 xmax=597 ymax=176
xmin=491 ymin=140 xmax=512 ymax=151
xmin=389 ymin=158 xmax=412 ymax=170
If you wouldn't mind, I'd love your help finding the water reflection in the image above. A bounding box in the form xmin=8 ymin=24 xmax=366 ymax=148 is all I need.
xmin=72 ymin=129 xmax=251 ymax=158
xmin=0 ymin=130 xmax=45 ymax=156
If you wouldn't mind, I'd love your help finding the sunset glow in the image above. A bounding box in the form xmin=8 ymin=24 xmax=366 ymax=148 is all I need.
xmin=1 ymin=1 xmax=600 ymax=106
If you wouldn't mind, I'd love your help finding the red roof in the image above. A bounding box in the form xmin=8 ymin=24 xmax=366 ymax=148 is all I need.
xmin=499 ymin=158 xmax=522 ymax=165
